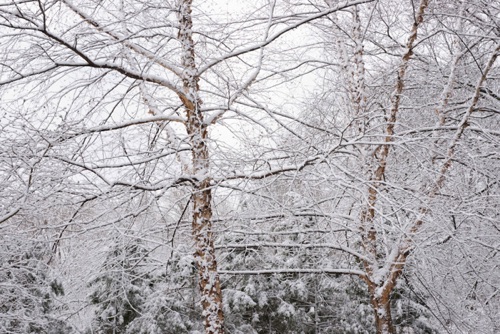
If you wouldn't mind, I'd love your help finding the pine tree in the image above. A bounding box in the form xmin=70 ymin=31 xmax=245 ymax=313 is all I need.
xmin=0 ymin=236 xmax=73 ymax=333
xmin=87 ymin=236 xmax=152 ymax=334
xmin=126 ymin=246 xmax=200 ymax=334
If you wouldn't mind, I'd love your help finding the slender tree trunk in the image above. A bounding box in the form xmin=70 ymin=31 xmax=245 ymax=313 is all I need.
xmin=177 ymin=1 xmax=225 ymax=333
xmin=356 ymin=1 xmax=429 ymax=332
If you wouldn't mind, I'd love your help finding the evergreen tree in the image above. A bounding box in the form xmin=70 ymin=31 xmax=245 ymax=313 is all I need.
xmin=0 ymin=236 xmax=73 ymax=334
xmin=126 ymin=247 xmax=200 ymax=334
xmin=87 ymin=235 xmax=152 ymax=334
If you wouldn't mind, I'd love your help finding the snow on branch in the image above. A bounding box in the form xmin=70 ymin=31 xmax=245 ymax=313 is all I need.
xmin=219 ymin=268 xmax=366 ymax=277
xmin=198 ymin=0 xmax=376 ymax=75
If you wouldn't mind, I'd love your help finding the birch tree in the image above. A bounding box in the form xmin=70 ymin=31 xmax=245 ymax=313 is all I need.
xmin=0 ymin=0 xmax=377 ymax=332
xmin=217 ymin=0 xmax=499 ymax=333
xmin=312 ymin=0 xmax=499 ymax=332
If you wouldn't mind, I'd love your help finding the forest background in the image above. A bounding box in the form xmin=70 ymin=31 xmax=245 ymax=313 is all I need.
xmin=0 ymin=0 xmax=498 ymax=333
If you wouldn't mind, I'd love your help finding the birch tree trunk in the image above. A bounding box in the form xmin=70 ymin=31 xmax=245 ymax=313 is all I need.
xmin=177 ymin=1 xmax=224 ymax=333
xmin=357 ymin=1 xmax=429 ymax=332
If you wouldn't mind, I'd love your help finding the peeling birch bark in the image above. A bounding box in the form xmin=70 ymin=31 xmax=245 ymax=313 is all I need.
xmin=177 ymin=1 xmax=225 ymax=333
xmin=357 ymin=1 xmax=430 ymax=333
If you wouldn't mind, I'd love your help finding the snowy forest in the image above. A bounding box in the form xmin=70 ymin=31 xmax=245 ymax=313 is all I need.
xmin=0 ymin=0 xmax=498 ymax=333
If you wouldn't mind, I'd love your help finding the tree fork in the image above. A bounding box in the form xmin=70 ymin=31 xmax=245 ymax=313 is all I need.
xmin=359 ymin=0 xmax=430 ymax=332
